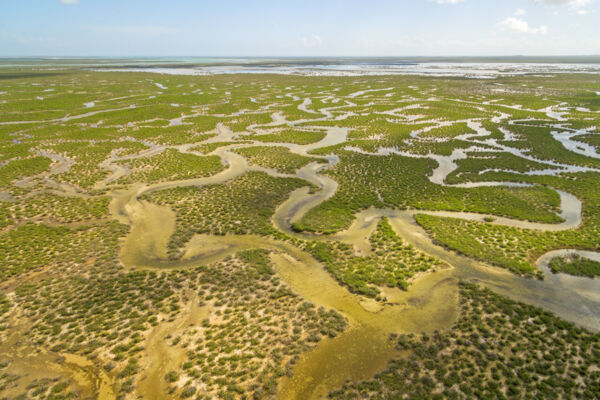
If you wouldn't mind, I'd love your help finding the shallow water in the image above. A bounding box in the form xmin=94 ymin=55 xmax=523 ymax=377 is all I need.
xmin=536 ymin=250 xmax=600 ymax=304
xmin=551 ymin=129 xmax=600 ymax=160
xmin=387 ymin=212 xmax=600 ymax=331
xmin=95 ymin=61 xmax=600 ymax=79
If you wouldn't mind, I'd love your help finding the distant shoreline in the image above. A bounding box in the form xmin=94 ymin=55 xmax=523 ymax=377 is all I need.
xmin=1 ymin=55 xmax=600 ymax=66
xmin=3 ymin=57 xmax=600 ymax=79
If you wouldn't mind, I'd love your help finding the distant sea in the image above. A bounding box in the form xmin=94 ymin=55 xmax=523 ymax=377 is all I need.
xmin=2 ymin=57 xmax=600 ymax=78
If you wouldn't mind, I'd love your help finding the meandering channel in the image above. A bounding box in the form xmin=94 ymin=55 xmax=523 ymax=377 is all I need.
xmin=101 ymin=95 xmax=600 ymax=399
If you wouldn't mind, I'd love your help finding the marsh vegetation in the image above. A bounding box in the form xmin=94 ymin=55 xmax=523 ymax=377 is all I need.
xmin=1 ymin=68 xmax=599 ymax=399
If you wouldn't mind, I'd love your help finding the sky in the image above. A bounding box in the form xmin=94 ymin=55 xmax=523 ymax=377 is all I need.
xmin=0 ymin=0 xmax=599 ymax=57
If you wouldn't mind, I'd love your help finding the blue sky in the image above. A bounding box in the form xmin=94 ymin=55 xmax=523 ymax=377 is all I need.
xmin=1 ymin=0 xmax=598 ymax=57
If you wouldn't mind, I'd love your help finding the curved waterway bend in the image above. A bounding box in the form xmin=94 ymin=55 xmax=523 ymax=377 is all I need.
xmin=107 ymin=103 xmax=600 ymax=400
xmin=111 ymin=143 xmax=458 ymax=399
xmin=270 ymin=153 xmax=597 ymax=333
xmin=536 ymin=250 xmax=600 ymax=304
xmin=115 ymin=184 xmax=458 ymax=400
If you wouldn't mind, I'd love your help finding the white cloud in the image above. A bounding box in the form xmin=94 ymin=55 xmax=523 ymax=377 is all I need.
xmin=534 ymin=0 xmax=592 ymax=6
xmin=301 ymin=34 xmax=322 ymax=48
xmin=515 ymin=8 xmax=527 ymax=15
xmin=533 ymin=0 xmax=595 ymax=14
xmin=498 ymin=17 xmax=548 ymax=34
xmin=60 ymin=0 xmax=80 ymax=4
xmin=435 ymin=0 xmax=464 ymax=3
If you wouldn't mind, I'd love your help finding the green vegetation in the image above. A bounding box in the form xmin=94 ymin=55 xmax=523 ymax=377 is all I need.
xmin=0 ymin=156 xmax=51 ymax=189
xmin=118 ymin=148 xmax=224 ymax=184
xmin=500 ymin=123 xmax=600 ymax=169
xmin=445 ymin=151 xmax=553 ymax=185
xmin=146 ymin=172 xmax=309 ymax=258
xmin=123 ymin=125 xmax=216 ymax=146
xmin=158 ymin=250 xmax=347 ymax=398
xmin=1 ymin=221 xmax=127 ymax=280
xmin=420 ymin=122 xmax=475 ymax=139
xmin=1 ymin=67 xmax=600 ymax=400
xmin=549 ymin=254 xmax=600 ymax=278
xmin=49 ymin=140 xmax=148 ymax=188
xmin=252 ymin=129 xmax=326 ymax=145
xmin=296 ymin=151 xmax=561 ymax=234
xmin=306 ymin=218 xmax=443 ymax=298
xmin=190 ymin=141 xmax=248 ymax=154
xmin=416 ymin=173 xmax=600 ymax=275
xmin=279 ymin=103 xmax=322 ymax=121
xmin=0 ymin=193 xmax=110 ymax=229
xmin=14 ymin=377 xmax=78 ymax=400
xmin=79 ymin=104 xmax=185 ymax=126
xmin=233 ymin=145 xmax=322 ymax=173
xmin=0 ymin=293 xmax=10 ymax=316
xmin=221 ymin=112 xmax=274 ymax=131
xmin=416 ymin=214 xmax=539 ymax=275
xmin=576 ymin=133 xmax=600 ymax=151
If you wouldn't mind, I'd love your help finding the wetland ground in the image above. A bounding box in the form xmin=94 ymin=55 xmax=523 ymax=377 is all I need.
xmin=0 ymin=65 xmax=599 ymax=399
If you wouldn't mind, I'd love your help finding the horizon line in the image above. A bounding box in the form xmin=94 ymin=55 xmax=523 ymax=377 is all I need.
xmin=2 ymin=55 xmax=600 ymax=59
